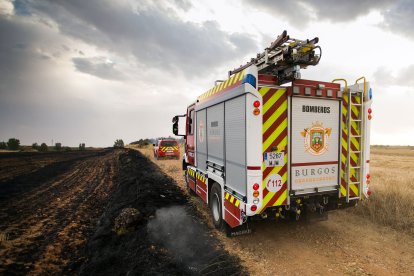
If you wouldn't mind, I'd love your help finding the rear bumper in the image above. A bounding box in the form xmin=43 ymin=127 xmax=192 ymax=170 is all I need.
xmin=157 ymin=154 xmax=180 ymax=159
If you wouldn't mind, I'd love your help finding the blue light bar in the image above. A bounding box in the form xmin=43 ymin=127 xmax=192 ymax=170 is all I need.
xmin=369 ymin=88 xmax=372 ymax=99
xmin=242 ymin=74 xmax=257 ymax=89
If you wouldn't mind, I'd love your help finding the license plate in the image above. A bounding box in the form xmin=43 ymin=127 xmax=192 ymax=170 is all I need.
xmin=264 ymin=152 xmax=284 ymax=167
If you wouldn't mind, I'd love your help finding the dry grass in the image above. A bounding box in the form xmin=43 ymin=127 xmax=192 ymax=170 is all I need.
xmin=353 ymin=146 xmax=414 ymax=235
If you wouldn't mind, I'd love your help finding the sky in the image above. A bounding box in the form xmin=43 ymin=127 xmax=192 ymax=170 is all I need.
xmin=0 ymin=0 xmax=413 ymax=147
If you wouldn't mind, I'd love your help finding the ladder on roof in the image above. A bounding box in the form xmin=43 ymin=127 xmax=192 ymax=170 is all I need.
xmin=346 ymin=79 xmax=366 ymax=202
xmin=228 ymin=30 xmax=322 ymax=85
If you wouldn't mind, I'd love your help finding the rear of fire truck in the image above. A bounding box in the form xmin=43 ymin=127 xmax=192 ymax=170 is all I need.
xmin=173 ymin=30 xmax=373 ymax=233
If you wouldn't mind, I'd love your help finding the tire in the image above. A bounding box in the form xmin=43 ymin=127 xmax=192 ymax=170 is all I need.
xmin=210 ymin=183 xmax=224 ymax=230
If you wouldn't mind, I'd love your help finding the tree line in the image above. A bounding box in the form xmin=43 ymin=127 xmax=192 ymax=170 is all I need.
xmin=0 ymin=138 xmax=87 ymax=152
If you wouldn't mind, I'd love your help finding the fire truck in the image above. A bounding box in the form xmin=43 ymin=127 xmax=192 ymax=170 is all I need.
xmin=153 ymin=139 xmax=180 ymax=160
xmin=172 ymin=31 xmax=373 ymax=234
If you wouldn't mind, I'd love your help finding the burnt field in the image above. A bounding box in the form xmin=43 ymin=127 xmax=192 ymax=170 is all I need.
xmin=0 ymin=149 xmax=245 ymax=275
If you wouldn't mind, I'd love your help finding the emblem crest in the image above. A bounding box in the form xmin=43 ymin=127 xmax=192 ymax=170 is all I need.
xmin=300 ymin=121 xmax=332 ymax=155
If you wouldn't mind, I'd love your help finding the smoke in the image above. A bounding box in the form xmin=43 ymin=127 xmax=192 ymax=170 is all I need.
xmin=147 ymin=206 xmax=213 ymax=272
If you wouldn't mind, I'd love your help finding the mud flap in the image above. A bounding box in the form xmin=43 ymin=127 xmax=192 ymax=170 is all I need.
xmin=223 ymin=192 xmax=242 ymax=228
xmin=226 ymin=223 xmax=252 ymax=237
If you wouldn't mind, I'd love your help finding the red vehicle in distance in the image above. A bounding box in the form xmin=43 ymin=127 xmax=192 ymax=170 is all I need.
xmin=153 ymin=139 xmax=180 ymax=160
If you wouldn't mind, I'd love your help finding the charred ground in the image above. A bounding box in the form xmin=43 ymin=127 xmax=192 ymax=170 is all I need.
xmin=80 ymin=149 xmax=246 ymax=276
xmin=0 ymin=149 xmax=246 ymax=275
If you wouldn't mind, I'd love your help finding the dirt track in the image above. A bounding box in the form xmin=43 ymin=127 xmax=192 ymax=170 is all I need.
xmin=137 ymin=146 xmax=414 ymax=276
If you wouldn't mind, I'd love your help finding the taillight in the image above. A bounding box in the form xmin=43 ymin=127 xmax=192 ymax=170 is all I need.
xmin=253 ymin=190 xmax=259 ymax=197
xmin=368 ymin=108 xmax=372 ymax=114
xmin=253 ymin=100 xmax=260 ymax=108
xmin=251 ymin=205 xmax=257 ymax=211
xmin=253 ymin=183 xmax=259 ymax=190
xmin=366 ymin=174 xmax=371 ymax=179
xmin=253 ymin=108 xmax=260 ymax=115
xmin=368 ymin=114 xmax=372 ymax=120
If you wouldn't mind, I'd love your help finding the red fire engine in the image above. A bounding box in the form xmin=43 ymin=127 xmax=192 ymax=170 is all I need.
xmin=153 ymin=139 xmax=180 ymax=160
xmin=173 ymin=31 xmax=373 ymax=235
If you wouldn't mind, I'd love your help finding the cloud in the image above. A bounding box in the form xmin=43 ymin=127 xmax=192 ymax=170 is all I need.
xmin=72 ymin=57 xmax=126 ymax=81
xmin=373 ymin=64 xmax=414 ymax=87
xmin=0 ymin=0 xmax=13 ymax=16
xmin=172 ymin=0 xmax=192 ymax=12
xmin=307 ymin=0 xmax=393 ymax=22
xmin=0 ymin=5 xmax=201 ymax=146
xmin=382 ymin=0 xmax=414 ymax=39
xmin=245 ymin=0 xmax=393 ymax=26
xmin=246 ymin=0 xmax=414 ymax=41
xmin=21 ymin=0 xmax=257 ymax=78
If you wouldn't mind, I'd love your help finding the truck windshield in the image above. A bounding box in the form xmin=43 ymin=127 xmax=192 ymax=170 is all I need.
xmin=160 ymin=141 xmax=177 ymax=147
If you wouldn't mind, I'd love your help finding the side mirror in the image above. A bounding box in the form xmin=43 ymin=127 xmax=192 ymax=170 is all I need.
xmin=152 ymin=143 xmax=155 ymax=146
xmin=173 ymin=122 xmax=179 ymax=135
xmin=172 ymin=114 xmax=186 ymax=137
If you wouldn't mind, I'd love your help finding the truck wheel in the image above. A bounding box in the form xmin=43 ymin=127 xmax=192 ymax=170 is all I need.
xmin=210 ymin=183 xmax=224 ymax=230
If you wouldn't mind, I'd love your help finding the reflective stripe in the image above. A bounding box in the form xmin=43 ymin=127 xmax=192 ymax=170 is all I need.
xmin=258 ymin=87 xmax=288 ymax=213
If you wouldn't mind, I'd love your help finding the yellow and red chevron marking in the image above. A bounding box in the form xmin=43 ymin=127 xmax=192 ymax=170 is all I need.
xmin=197 ymin=69 xmax=246 ymax=103
xmin=196 ymin=171 xmax=207 ymax=184
xmin=258 ymin=87 xmax=288 ymax=213
xmin=195 ymin=171 xmax=208 ymax=203
xmin=340 ymin=93 xmax=361 ymax=197
xmin=187 ymin=167 xmax=196 ymax=179
xmin=160 ymin=146 xmax=178 ymax=152
xmin=187 ymin=167 xmax=196 ymax=192
xmin=224 ymin=191 xmax=242 ymax=228
xmin=224 ymin=192 xmax=241 ymax=208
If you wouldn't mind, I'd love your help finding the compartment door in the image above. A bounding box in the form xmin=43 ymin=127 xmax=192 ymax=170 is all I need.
xmin=290 ymin=97 xmax=340 ymax=195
